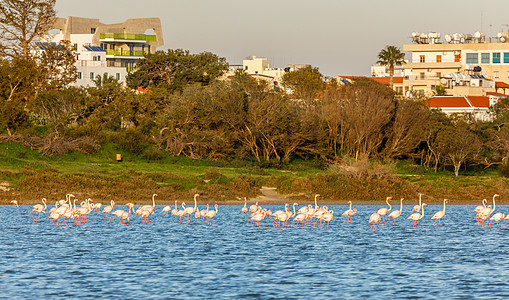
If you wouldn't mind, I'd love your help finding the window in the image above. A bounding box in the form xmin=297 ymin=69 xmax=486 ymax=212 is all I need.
xmin=436 ymin=72 xmax=441 ymax=78
xmin=494 ymin=71 xmax=499 ymax=79
xmin=493 ymin=53 xmax=501 ymax=63
xmin=419 ymin=72 xmax=425 ymax=80
xmin=466 ymin=53 xmax=478 ymax=64
xmin=436 ymin=55 xmax=442 ymax=63
xmin=90 ymin=72 xmax=94 ymax=80
xmin=97 ymin=56 xmax=100 ymax=61
xmin=455 ymin=53 xmax=461 ymax=62
xmin=91 ymin=28 xmax=96 ymax=34
xmin=420 ymin=55 xmax=425 ymax=63
xmin=78 ymin=72 xmax=82 ymax=79
xmin=481 ymin=53 xmax=490 ymax=64
xmin=116 ymin=73 xmax=120 ymax=80
xmin=504 ymin=53 xmax=509 ymax=63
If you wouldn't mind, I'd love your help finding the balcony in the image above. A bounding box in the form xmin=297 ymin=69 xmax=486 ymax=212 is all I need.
xmin=100 ymin=33 xmax=157 ymax=42
xmin=106 ymin=49 xmax=147 ymax=58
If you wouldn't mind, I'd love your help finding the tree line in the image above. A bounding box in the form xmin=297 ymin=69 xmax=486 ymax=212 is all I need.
xmin=2 ymin=0 xmax=509 ymax=177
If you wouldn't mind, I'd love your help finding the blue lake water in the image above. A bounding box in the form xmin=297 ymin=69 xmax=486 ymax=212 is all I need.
xmin=1 ymin=204 xmax=509 ymax=299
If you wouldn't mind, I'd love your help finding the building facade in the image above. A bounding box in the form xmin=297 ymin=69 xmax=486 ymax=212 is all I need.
xmin=40 ymin=16 xmax=164 ymax=87
xmin=401 ymin=31 xmax=509 ymax=97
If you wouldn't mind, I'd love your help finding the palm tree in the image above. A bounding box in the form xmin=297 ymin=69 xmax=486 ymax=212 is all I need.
xmin=377 ymin=46 xmax=406 ymax=90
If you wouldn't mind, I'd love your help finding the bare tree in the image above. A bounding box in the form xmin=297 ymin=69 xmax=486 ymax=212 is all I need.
xmin=0 ymin=0 xmax=56 ymax=59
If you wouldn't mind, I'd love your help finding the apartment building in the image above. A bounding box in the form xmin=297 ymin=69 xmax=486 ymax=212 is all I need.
xmin=400 ymin=31 xmax=509 ymax=97
xmin=40 ymin=16 xmax=164 ymax=87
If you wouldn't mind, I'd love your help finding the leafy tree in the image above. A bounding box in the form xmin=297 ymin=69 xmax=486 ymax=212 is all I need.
xmin=281 ymin=66 xmax=324 ymax=101
xmin=34 ymin=40 xmax=77 ymax=93
xmin=0 ymin=0 xmax=56 ymax=59
xmin=126 ymin=49 xmax=228 ymax=92
xmin=436 ymin=121 xmax=481 ymax=176
xmin=377 ymin=45 xmax=405 ymax=89
xmin=434 ymin=85 xmax=446 ymax=96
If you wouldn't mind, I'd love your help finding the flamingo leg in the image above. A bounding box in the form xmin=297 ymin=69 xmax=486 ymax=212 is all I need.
xmin=29 ymin=211 xmax=36 ymax=222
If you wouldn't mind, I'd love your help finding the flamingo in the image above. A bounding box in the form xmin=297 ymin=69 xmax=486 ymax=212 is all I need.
xmin=376 ymin=197 xmax=392 ymax=226
xmin=413 ymin=193 xmax=423 ymax=213
xmin=342 ymin=201 xmax=357 ymax=223
xmin=94 ymin=202 xmax=102 ymax=212
xmin=161 ymin=205 xmax=172 ymax=215
xmin=479 ymin=194 xmax=498 ymax=227
xmin=204 ymin=204 xmax=218 ymax=225
xmin=251 ymin=209 xmax=267 ymax=226
xmin=11 ymin=200 xmax=18 ymax=207
xmin=503 ymin=214 xmax=509 ymax=229
xmin=182 ymin=194 xmax=198 ymax=223
xmin=321 ymin=210 xmax=334 ymax=229
xmin=388 ymin=198 xmax=404 ymax=225
xmin=242 ymin=197 xmax=248 ymax=222
xmin=490 ymin=212 xmax=505 ymax=228
xmin=431 ymin=199 xmax=448 ymax=226
xmin=474 ymin=199 xmax=487 ymax=225
xmin=407 ymin=203 xmax=427 ymax=227
xmin=29 ymin=198 xmax=47 ymax=223
xmin=102 ymin=200 xmax=115 ymax=222
xmin=369 ymin=212 xmax=381 ymax=231
xmin=126 ymin=202 xmax=135 ymax=214
xmin=293 ymin=212 xmax=307 ymax=227
xmin=171 ymin=200 xmax=178 ymax=222
xmin=140 ymin=193 xmax=157 ymax=214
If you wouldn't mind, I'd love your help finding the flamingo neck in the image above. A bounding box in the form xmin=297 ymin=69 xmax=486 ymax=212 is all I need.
xmin=152 ymin=194 xmax=156 ymax=208
xmin=349 ymin=201 xmax=352 ymax=210
xmin=386 ymin=198 xmax=392 ymax=211
xmin=418 ymin=194 xmax=422 ymax=207
xmin=443 ymin=199 xmax=447 ymax=213
xmin=400 ymin=199 xmax=403 ymax=212
xmin=215 ymin=204 xmax=218 ymax=212
xmin=421 ymin=204 xmax=425 ymax=219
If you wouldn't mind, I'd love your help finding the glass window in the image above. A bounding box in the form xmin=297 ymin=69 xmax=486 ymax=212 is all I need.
xmin=90 ymin=72 xmax=94 ymax=80
xmin=116 ymin=73 xmax=120 ymax=80
xmin=493 ymin=53 xmax=501 ymax=63
xmin=419 ymin=72 xmax=425 ymax=80
xmin=504 ymin=53 xmax=509 ymax=63
xmin=436 ymin=55 xmax=442 ymax=63
xmin=455 ymin=54 xmax=461 ymax=62
xmin=420 ymin=55 xmax=425 ymax=63
xmin=494 ymin=71 xmax=499 ymax=78
xmin=481 ymin=53 xmax=490 ymax=64
xmin=78 ymin=72 xmax=82 ymax=79
xmin=466 ymin=53 xmax=478 ymax=64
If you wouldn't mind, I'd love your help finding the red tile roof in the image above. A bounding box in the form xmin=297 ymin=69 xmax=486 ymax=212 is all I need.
xmin=486 ymin=91 xmax=507 ymax=97
xmin=423 ymin=96 xmax=489 ymax=108
xmin=338 ymin=76 xmax=404 ymax=85
xmin=496 ymin=81 xmax=509 ymax=88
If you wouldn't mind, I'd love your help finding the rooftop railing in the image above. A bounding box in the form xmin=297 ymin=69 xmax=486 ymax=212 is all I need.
xmin=106 ymin=50 xmax=147 ymax=57
xmin=100 ymin=33 xmax=157 ymax=42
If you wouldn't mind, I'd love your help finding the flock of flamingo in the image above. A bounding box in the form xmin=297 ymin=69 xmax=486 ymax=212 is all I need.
xmin=13 ymin=193 xmax=218 ymax=226
xmin=8 ymin=192 xmax=507 ymax=230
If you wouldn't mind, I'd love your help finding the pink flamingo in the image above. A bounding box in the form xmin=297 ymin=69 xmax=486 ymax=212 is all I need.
xmin=321 ymin=210 xmax=334 ymax=229
xmin=490 ymin=212 xmax=505 ymax=228
xmin=474 ymin=199 xmax=487 ymax=225
xmin=204 ymin=204 xmax=218 ymax=225
xmin=376 ymin=197 xmax=392 ymax=226
xmin=29 ymin=198 xmax=47 ymax=223
xmin=171 ymin=200 xmax=178 ymax=221
xmin=242 ymin=197 xmax=248 ymax=222
xmin=388 ymin=198 xmax=404 ymax=225
xmin=182 ymin=194 xmax=198 ymax=223
xmin=369 ymin=212 xmax=381 ymax=231
xmin=431 ymin=199 xmax=448 ymax=226
xmin=413 ymin=193 xmax=423 ymax=213
xmin=11 ymin=200 xmax=18 ymax=207
xmin=102 ymin=200 xmax=115 ymax=222
xmin=342 ymin=201 xmax=357 ymax=223
xmin=294 ymin=212 xmax=307 ymax=227
xmin=408 ymin=203 xmax=427 ymax=227
xmin=251 ymin=209 xmax=267 ymax=226
xmin=161 ymin=205 xmax=172 ymax=215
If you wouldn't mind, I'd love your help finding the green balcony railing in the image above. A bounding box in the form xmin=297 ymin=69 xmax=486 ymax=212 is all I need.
xmin=100 ymin=33 xmax=157 ymax=42
xmin=106 ymin=50 xmax=147 ymax=57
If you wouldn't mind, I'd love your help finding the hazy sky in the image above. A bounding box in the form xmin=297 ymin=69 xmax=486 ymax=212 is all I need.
xmin=55 ymin=0 xmax=509 ymax=76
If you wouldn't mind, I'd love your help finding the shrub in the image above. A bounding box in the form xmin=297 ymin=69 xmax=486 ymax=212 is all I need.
xmin=115 ymin=128 xmax=147 ymax=155
xmin=499 ymin=161 xmax=509 ymax=177
xmin=143 ymin=145 xmax=163 ymax=161
xmin=204 ymin=168 xmax=226 ymax=180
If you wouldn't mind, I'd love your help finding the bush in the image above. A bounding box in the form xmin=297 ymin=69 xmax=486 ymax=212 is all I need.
xmin=143 ymin=145 xmax=163 ymax=161
xmin=115 ymin=128 xmax=147 ymax=155
xmin=204 ymin=168 xmax=226 ymax=180
xmin=498 ymin=161 xmax=509 ymax=177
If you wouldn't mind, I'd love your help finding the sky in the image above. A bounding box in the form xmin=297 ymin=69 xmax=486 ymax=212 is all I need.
xmin=55 ymin=0 xmax=509 ymax=76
